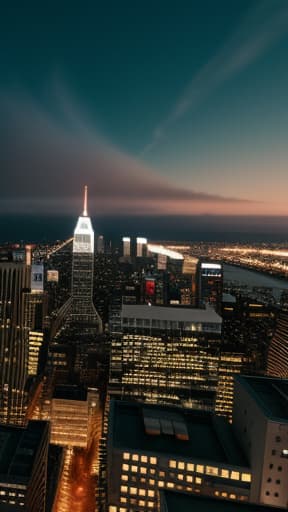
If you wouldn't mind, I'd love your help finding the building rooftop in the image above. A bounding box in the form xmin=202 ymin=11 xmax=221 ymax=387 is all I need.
xmin=222 ymin=293 xmax=236 ymax=303
xmin=0 ymin=420 xmax=48 ymax=481
xmin=109 ymin=401 xmax=248 ymax=468
xmin=236 ymin=375 xmax=288 ymax=422
xmin=53 ymin=384 xmax=87 ymax=401
xmin=121 ymin=304 xmax=222 ymax=324
xmin=162 ymin=491 xmax=287 ymax=512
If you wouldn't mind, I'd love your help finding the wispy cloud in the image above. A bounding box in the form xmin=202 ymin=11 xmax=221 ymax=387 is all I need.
xmin=0 ymin=89 xmax=252 ymax=215
xmin=141 ymin=0 xmax=288 ymax=155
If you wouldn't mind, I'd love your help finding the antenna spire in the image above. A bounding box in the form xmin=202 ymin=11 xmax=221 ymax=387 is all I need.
xmin=83 ymin=185 xmax=88 ymax=216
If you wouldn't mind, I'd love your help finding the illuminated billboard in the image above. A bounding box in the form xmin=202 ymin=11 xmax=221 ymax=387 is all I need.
xmin=31 ymin=264 xmax=44 ymax=292
xmin=47 ymin=270 xmax=59 ymax=283
xmin=145 ymin=279 xmax=156 ymax=296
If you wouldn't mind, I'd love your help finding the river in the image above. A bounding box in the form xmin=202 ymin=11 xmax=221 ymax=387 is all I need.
xmin=223 ymin=264 xmax=288 ymax=300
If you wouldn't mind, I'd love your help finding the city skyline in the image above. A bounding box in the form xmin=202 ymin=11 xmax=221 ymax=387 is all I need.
xmin=1 ymin=2 xmax=288 ymax=223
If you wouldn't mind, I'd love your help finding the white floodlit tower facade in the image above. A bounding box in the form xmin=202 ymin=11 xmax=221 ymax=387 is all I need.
xmin=71 ymin=186 xmax=102 ymax=331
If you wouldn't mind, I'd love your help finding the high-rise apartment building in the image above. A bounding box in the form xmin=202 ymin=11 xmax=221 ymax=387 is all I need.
xmin=109 ymin=304 xmax=222 ymax=410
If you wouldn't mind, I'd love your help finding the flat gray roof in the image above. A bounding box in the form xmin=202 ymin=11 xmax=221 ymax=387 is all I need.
xmin=109 ymin=401 xmax=248 ymax=468
xmin=222 ymin=293 xmax=236 ymax=303
xmin=236 ymin=375 xmax=288 ymax=422
xmin=121 ymin=305 xmax=222 ymax=324
xmin=163 ymin=491 xmax=287 ymax=511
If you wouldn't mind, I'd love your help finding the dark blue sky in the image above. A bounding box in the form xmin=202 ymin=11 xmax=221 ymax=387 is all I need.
xmin=1 ymin=1 xmax=288 ymax=219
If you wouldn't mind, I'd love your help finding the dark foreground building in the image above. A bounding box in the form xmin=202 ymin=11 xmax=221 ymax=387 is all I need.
xmin=0 ymin=420 xmax=49 ymax=512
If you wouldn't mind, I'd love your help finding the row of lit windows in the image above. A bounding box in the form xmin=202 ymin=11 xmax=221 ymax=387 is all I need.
xmin=120 ymin=486 xmax=155 ymax=497
xmin=123 ymin=453 xmax=157 ymax=464
xmin=168 ymin=460 xmax=251 ymax=482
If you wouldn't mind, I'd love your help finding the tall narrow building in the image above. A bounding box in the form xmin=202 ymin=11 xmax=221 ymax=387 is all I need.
xmin=0 ymin=249 xmax=30 ymax=425
xmin=70 ymin=186 xmax=102 ymax=332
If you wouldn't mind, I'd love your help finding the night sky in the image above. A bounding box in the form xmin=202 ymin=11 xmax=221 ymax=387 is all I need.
xmin=1 ymin=1 xmax=288 ymax=224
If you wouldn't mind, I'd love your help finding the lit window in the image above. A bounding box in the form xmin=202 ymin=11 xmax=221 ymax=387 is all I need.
xmin=130 ymin=487 xmax=137 ymax=495
xmin=140 ymin=467 xmax=147 ymax=474
xmin=122 ymin=464 xmax=129 ymax=471
xmin=220 ymin=469 xmax=229 ymax=478
xmin=120 ymin=497 xmax=127 ymax=503
xmin=241 ymin=473 xmax=251 ymax=482
xmin=121 ymin=486 xmax=128 ymax=493
xmin=230 ymin=494 xmax=236 ymax=499
xmin=123 ymin=453 xmax=130 ymax=460
xmin=158 ymin=481 xmax=164 ymax=487
xmin=131 ymin=465 xmax=138 ymax=473
xmin=121 ymin=475 xmax=128 ymax=481
xmin=148 ymin=502 xmax=154 ymax=508
xmin=231 ymin=471 xmax=240 ymax=480
xmin=167 ymin=482 xmax=174 ymax=488
xmin=214 ymin=491 xmax=219 ymax=496
xmin=139 ymin=489 xmax=146 ymax=496
xmin=169 ymin=460 xmax=177 ymax=468
xmin=222 ymin=492 xmax=228 ymax=498
xmin=141 ymin=455 xmax=148 ymax=463
xmin=186 ymin=475 xmax=193 ymax=483
xmin=195 ymin=477 xmax=202 ymax=484
xmin=196 ymin=465 xmax=204 ymax=473
xmin=150 ymin=457 xmax=157 ymax=465
xmin=150 ymin=468 xmax=156 ymax=475
xmin=206 ymin=466 xmax=218 ymax=476
xmin=132 ymin=454 xmax=139 ymax=461
xmin=159 ymin=471 xmax=165 ymax=477
xmin=149 ymin=479 xmax=155 ymax=486
xmin=139 ymin=500 xmax=145 ymax=507
xmin=177 ymin=474 xmax=184 ymax=480
xmin=148 ymin=490 xmax=155 ymax=497
xmin=178 ymin=461 xmax=185 ymax=470
xmin=187 ymin=463 xmax=194 ymax=471
xmin=281 ymin=449 xmax=288 ymax=458
xmin=109 ymin=507 xmax=117 ymax=512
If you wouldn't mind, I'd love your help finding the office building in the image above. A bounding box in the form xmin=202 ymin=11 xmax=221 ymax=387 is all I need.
xmin=160 ymin=491 xmax=287 ymax=512
xmin=71 ymin=186 xmax=102 ymax=331
xmin=198 ymin=261 xmax=223 ymax=312
xmin=0 ymin=420 xmax=49 ymax=512
xmin=122 ymin=237 xmax=131 ymax=258
xmin=233 ymin=375 xmax=288 ymax=508
xmin=97 ymin=235 xmax=105 ymax=254
xmin=109 ymin=304 xmax=222 ymax=410
xmin=49 ymin=385 xmax=98 ymax=448
xmin=215 ymin=348 xmax=248 ymax=422
xmin=0 ymin=250 xmax=30 ymax=425
xmin=266 ymin=310 xmax=288 ymax=377
xmin=107 ymin=400 xmax=252 ymax=512
xmin=136 ymin=237 xmax=147 ymax=257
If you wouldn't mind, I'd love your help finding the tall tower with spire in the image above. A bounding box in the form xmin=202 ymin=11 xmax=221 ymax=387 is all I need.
xmin=70 ymin=186 xmax=102 ymax=331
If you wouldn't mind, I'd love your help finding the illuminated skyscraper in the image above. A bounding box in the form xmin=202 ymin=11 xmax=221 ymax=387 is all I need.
xmin=70 ymin=186 xmax=102 ymax=331
xmin=122 ymin=237 xmax=131 ymax=258
xmin=0 ymin=249 xmax=30 ymax=425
